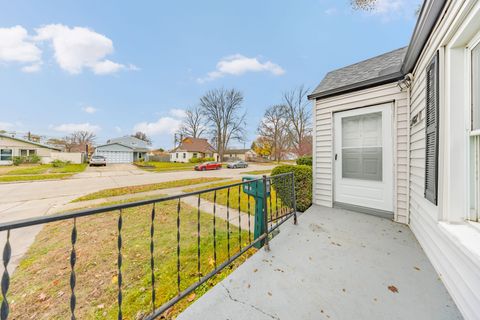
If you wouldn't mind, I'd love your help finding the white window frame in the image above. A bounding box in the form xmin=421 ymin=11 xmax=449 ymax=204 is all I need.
xmin=467 ymin=33 xmax=480 ymax=222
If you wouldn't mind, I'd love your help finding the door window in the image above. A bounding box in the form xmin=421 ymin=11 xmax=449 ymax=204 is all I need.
xmin=341 ymin=112 xmax=382 ymax=181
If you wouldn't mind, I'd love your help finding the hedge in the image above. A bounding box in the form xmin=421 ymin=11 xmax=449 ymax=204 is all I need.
xmin=296 ymin=155 xmax=312 ymax=166
xmin=188 ymin=157 xmax=215 ymax=164
xmin=271 ymin=165 xmax=312 ymax=212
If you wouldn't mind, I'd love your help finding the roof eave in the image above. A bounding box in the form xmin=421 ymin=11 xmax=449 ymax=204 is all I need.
xmin=401 ymin=0 xmax=447 ymax=74
xmin=307 ymin=71 xmax=404 ymax=100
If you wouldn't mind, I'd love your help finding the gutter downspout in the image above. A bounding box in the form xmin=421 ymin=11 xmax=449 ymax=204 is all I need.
xmin=405 ymin=73 xmax=413 ymax=225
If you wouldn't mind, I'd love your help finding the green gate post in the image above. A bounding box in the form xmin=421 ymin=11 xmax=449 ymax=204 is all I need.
xmin=242 ymin=176 xmax=270 ymax=249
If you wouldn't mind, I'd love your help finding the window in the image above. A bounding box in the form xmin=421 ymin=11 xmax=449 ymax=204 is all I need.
xmin=0 ymin=149 xmax=13 ymax=161
xmin=183 ymin=153 xmax=186 ymax=159
xmin=29 ymin=149 xmax=36 ymax=155
xmin=20 ymin=149 xmax=28 ymax=157
xmin=425 ymin=52 xmax=440 ymax=205
xmin=341 ymin=112 xmax=383 ymax=181
xmin=176 ymin=153 xmax=178 ymax=159
xmin=193 ymin=153 xmax=198 ymax=158
xmin=470 ymin=42 xmax=480 ymax=221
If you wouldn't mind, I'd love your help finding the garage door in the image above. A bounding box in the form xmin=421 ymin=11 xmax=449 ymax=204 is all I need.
xmin=96 ymin=151 xmax=133 ymax=164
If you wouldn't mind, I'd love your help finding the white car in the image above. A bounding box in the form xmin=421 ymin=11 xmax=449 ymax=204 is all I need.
xmin=89 ymin=155 xmax=107 ymax=166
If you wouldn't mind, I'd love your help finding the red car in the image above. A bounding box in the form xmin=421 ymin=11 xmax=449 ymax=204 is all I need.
xmin=194 ymin=162 xmax=222 ymax=171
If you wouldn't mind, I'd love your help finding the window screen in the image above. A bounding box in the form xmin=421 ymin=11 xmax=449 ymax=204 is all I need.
xmin=341 ymin=112 xmax=383 ymax=181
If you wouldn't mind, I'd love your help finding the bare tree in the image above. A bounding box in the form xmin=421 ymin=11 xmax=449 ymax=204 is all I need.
xmin=72 ymin=131 xmax=96 ymax=146
xmin=283 ymin=85 xmax=312 ymax=157
xmin=179 ymin=106 xmax=206 ymax=138
xmin=132 ymin=131 xmax=152 ymax=145
xmin=257 ymin=105 xmax=291 ymax=162
xmin=351 ymin=0 xmax=377 ymax=11
xmin=199 ymin=88 xmax=246 ymax=161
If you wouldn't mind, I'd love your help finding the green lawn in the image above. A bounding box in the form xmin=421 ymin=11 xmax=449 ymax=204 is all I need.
xmin=241 ymin=169 xmax=272 ymax=175
xmin=184 ymin=180 xmax=281 ymax=216
xmin=7 ymin=198 xmax=252 ymax=319
xmin=0 ymin=164 xmax=88 ymax=182
xmin=72 ymin=177 xmax=228 ymax=202
xmin=135 ymin=161 xmax=196 ymax=172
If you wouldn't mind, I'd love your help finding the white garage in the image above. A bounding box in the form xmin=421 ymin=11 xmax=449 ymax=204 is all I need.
xmin=94 ymin=143 xmax=134 ymax=164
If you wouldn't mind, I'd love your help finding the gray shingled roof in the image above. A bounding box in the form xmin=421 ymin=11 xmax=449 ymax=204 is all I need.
xmin=309 ymin=47 xmax=407 ymax=99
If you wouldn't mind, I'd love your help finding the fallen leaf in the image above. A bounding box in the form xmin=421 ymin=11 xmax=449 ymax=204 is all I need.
xmin=187 ymin=293 xmax=196 ymax=302
xmin=97 ymin=304 xmax=105 ymax=309
xmin=253 ymin=268 xmax=258 ymax=273
xmin=267 ymin=292 xmax=272 ymax=296
xmin=111 ymin=275 xmax=118 ymax=284
xmin=414 ymin=266 xmax=420 ymax=271
xmin=38 ymin=293 xmax=47 ymax=302
xmin=388 ymin=285 xmax=399 ymax=293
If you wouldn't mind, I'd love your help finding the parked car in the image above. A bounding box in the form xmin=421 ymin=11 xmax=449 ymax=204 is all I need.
xmin=89 ymin=155 xmax=107 ymax=166
xmin=227 ymin=160 xmax=248 ymax=169
xmin=194 ymin=162 xmax=222 ymax=171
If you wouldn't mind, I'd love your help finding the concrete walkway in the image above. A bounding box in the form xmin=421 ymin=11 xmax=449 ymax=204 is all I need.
xmin=178 ymin=205 xmax=462 ymax=320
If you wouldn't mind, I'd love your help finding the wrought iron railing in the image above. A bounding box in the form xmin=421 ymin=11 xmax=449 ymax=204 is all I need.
xmin=0 ymin=172 xmax=296 ymax=319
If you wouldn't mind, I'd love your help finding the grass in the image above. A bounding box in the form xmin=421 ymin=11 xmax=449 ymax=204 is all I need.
xmin=135 ymin=161 xmax=196 ymax=172
xmin=0 ymin=163 xmax=88 ymax=182
xmin=0 ymin=173 xmax=73 ymax=182
xmin=241 ymin=169 xmax=272 ymax=175
xmin=7 ymin=198 xmax=253 ymax=319
xmin=184 ymin=180 xmax=280 ymax=215
xmin=71 ymin=177 xmax=228 ymax=202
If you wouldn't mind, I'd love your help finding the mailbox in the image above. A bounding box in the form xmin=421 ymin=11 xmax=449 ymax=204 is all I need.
xmin=242 ymin=176 xmax=270 ymax=198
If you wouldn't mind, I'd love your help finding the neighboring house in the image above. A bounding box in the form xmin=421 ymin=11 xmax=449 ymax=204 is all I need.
xmin=95 ymin=136 xmax=150 ymax=164
xmin=0 ymin=133 xmax=64 ymax=165
xmin=170 ymin=137 xmax=217 ymax=163
xmin=308 ymin=1 xmax=480 ymax=318
xmin=223 ymin=149 xmax=257 ymax=161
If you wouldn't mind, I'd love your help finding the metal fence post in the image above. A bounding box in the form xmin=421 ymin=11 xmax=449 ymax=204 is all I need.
xmin=263 ymin=175 xmax=270 ymax=251
xmin=291 ymin=173 xmax=298 ymax=225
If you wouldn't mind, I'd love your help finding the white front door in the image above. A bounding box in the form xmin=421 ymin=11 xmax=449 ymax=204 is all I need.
xmin=334 ymin=104 xmax=393 ymax=212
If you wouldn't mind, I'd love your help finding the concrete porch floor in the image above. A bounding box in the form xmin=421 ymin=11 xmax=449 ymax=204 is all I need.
xmin=178 ymin=205 xmax=462 ymax=320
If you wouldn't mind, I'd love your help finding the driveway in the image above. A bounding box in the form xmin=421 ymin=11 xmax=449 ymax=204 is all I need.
xmin=0 ymin=163 xmax=275 ymax=272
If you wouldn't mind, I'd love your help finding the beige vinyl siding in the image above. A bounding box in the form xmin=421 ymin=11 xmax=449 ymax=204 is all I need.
xmin=313 ymin=82 xmax=409 ymax=223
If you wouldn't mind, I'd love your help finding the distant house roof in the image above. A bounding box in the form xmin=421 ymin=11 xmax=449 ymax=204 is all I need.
xmin=309 ymin=47 xmax=407 ymax=99
xmin=104 ymin=136 xmax=150 ymax=152
xmin=225 ymin=149 xmax=254 ymax=154
xmin=0 ymin=133 xmax=61 ymax=151
xmin=172 ymin=137 xmax=216 ymax=153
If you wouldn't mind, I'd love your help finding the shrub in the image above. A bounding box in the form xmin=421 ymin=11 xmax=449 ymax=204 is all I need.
xmin=51 ymin=160 xmax=70 ymax=167
xmin=189 ymin=157 xmax=215 ymax=163
xmin=26 ymin=154 xmax=41 ymax=164
xmin=296 ymin=155 xmax=312 ymax=166
xmin=271 ymin=165 xmax=312 ymax=212
xmin=12 ymin=156 xmax=24 ymax=166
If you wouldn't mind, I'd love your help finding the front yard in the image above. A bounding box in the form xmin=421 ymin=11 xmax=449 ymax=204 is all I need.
xmin=7 ymin=197 xmax=252 ymax=319
xmin=0 ymin=163 xmax=88 ymax=182
xmin=135 ymin=161 xmax=196 ymax=172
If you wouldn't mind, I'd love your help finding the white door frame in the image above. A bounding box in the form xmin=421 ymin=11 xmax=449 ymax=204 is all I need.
xmin=333 ymin=103 xmax=394 ymax=213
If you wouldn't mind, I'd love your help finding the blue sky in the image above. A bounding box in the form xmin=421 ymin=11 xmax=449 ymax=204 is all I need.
xmin=0 ymin=0 xmax=421 ymax=149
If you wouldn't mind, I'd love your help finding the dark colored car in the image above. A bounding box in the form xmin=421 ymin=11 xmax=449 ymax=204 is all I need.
xmin=227 ymin=160 xmax=248 ymax=169
xmin=194 ymin=162 xmax=222 ymax=171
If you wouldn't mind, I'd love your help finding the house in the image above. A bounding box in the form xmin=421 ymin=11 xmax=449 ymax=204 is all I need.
xmin=223 ymin=149 xmax=256 ymax=161
xmin=94 ymin=136 xmax=150 ymax=163
xmin=308 ymin=0 xmax=480 ymax=318
xmin=170 ymin=137 xmax=217 ymax=163
xmin=0 ymin=133 xmax=61 ymax=165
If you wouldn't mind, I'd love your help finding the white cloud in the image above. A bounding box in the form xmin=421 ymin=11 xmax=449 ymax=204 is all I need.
xmin=198 ymin=54 xmax=285 ymax=83
xmin=114 ymin=126 xmax=122 ymax=133
xmin=81 ymin=106 xmax=97 ymax=114
xmin=361 ymin=0 xmax=420 ymax=20
xmin=34 ymin=24 xmax=127 ymax=75
xmin=0 ymin=26 xmax=42 ymax=72
xmin=0 ymin=122 xmax=14 ymax=130
xmin=53 ymin=122 xmax=101 ymax=133
xmin=169 ymin=108 xmax=187 ymax=118
xmin=133 ymin=117 xmax=182 ymax=136
xmin=325 ymin=7 xmax=337 ymax=15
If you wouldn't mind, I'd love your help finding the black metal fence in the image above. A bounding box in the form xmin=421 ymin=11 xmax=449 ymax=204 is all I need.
xmin=0 ymin=172 xmax=296 ymax=319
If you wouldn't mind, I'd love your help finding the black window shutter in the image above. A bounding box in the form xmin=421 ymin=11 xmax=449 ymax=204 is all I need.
xmin=424 ymin=52 xmax=439 ymax=205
